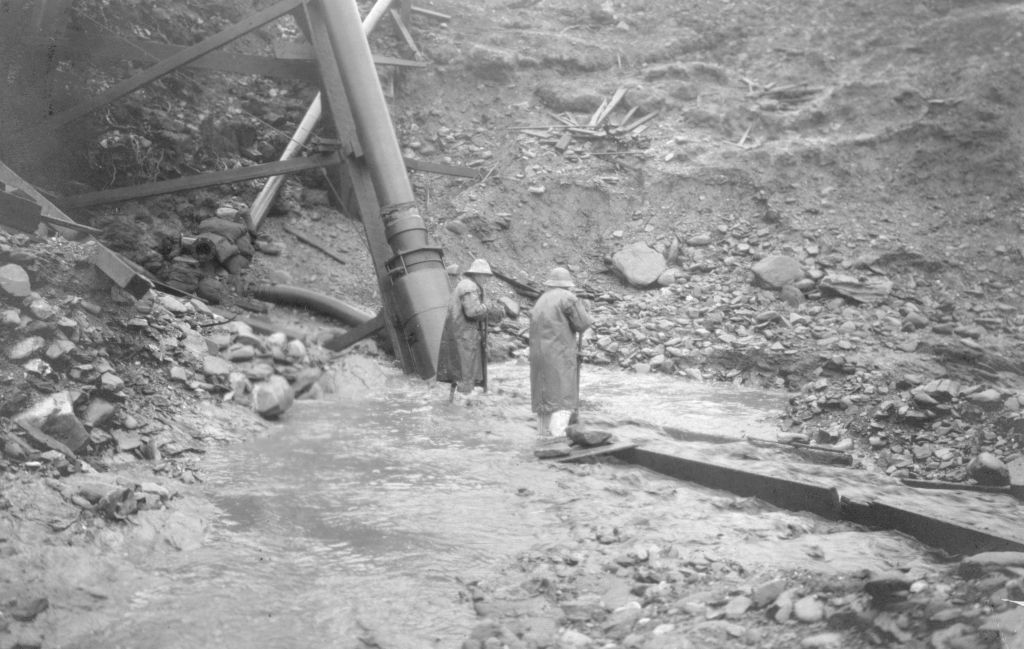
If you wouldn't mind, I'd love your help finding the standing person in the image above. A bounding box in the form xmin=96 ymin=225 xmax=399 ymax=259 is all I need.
xmin=529 ymin=267 xmax=594 ymax=438
xmin=436 ymin=259 xmax=505 ymax=403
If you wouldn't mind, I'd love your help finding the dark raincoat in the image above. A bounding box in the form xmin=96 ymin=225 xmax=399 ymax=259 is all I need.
xmin=436 ymin=277 xmax=493 ymax=393
xmin=529 ymin=287 xmax=594 ymax=414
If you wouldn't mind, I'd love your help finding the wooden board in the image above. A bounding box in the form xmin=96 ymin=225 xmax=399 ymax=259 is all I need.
xmin=535 ymin=439 xmax=638 ymax=462
xmin=60 ymin=154 xmax=341 ymax=209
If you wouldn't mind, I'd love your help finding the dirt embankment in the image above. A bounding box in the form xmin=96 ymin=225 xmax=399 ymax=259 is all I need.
xmin=2 ymin=0 xmax=1024 ymax=647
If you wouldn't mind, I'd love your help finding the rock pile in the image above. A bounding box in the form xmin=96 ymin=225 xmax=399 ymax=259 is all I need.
xmin=462 ymin=529 xmax=1023 ymax=648
xmin=0 ymin=229 xmax=328 ymax=478
xmin=496 ymin=218 xmax=1022 ymax=484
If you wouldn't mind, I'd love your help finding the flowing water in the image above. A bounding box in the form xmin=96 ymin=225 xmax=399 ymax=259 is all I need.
xmin=69 ymin=360 xmax=1010 ymax=649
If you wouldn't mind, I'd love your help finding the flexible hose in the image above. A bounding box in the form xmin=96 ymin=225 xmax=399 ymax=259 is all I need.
xmin=250 ymin=284 xmax=374 ymax=327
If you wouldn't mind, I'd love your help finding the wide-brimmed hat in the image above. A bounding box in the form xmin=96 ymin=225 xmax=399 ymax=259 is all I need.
xmin=465 ymin=258 xmax=493 ymax=275
xmin=543 ymin=267 xmax=574 ymax=288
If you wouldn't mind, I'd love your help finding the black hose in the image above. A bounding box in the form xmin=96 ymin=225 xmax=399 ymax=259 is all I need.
xmin=250 ymin=284 xmax=374 ymax=327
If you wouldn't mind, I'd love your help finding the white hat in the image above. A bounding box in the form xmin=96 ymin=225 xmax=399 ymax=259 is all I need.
xmin=543 ymin=266 xmax=574 ymax=288
xmin=465 ymin=259 xmax=493 ymax=275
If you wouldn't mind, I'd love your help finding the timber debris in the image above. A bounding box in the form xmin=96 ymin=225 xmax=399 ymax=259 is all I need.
xmin=510 ymin=88 xmax=658 ymax=161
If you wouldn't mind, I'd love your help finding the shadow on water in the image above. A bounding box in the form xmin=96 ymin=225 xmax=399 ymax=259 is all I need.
xmin=70 ymin=360 xmax=985 ymax=649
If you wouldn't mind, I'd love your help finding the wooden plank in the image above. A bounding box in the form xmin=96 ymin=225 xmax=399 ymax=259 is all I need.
xmin=325 ymin=312 xmax=386 ymax=353
xmin=403 ymin=157 xmax=485 ymax=179
xmin=39 ymin=0 xmax=305 ymax=131
xmin=389 ymin=8 xmax=424 ymax=60
xmin=52 ymin=32 xmax=319 ymax=81
xmin=90 ymin=245 xmax=154 ymax=299
xmin=371 ymin=54 xmax=428 ymax=68
xmin=614 ymin=105 xmax=638 ymax=128
xmin=61 ymin=154 xmax=341 ymax=209
xmin=0 ymin=192 xmax=102 ymax=235
xmin=554 ymin=132 xmax=572 ymax=153
xmin=614 ymin=109 xmax=661 ymax=134
xmin=410 ymin=5 xmax=451 ymax=21
xmin=283 ymin=223 xmax=347 ymax=265
xmin=558 ymin=440 xmax=638 ymax=463
xmin=0 ymin=159 xmax=79 ymax=238
xmin=587 ymin=98 xmax=608 ymax=127
xmin=593 ymin=87 xmax=628 ymax=127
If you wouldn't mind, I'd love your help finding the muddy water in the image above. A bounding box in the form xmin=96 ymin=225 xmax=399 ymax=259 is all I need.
xmin=71 ymin=361 xmax=949 ymax=649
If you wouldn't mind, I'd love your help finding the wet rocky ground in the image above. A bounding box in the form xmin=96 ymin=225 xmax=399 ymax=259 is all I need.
xmin=3 ymin=0 xmax=1024 ymax=646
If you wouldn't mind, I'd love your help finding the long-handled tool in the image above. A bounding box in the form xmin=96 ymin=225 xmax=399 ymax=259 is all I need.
xmin=479 ymin=318 xmax=489 ymax=393
xmin=569 ymin=331 xmax=582 ymax=425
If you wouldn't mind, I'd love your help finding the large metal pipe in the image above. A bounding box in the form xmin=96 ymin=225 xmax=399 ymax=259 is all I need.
xmin=319 ymin=0 xmax=449 ymax=378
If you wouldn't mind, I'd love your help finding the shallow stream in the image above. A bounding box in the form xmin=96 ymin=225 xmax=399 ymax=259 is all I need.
xmin=69 ymin=360 xmax=976 ymax=649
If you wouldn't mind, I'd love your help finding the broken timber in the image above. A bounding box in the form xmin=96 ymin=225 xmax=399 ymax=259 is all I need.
xmin=0 ymin=159 xmax=155 ymax=299
xmin=0 ymin=190 xmax=101 ymax=236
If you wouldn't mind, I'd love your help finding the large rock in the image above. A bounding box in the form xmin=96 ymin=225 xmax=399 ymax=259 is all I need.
xmin=252 ymin=375 xmax=294 ymax=419
xmin=9 ymin=336 xmax=45 ymax=361
xmin=467 ymin=44 xmax=517 ymax=82
xmin=819 ymin=272 xmax=893 ymax=304
xmin=14 ymin=391 xmax=89 ymax=452
xmin=751 ymin=255 xmax=804 ymax=289
xmin=0 ymin=263 xmax=31 ymax=297
xmin=959 ymin=551 xmax=1024 ymax=579
xmin=612 ymin=242 xmax=667 ymax=288
xmin=967 ymin=452 xmax=1010 ymax=486
xmin=566 ymin=424 xmax=612 ymax=447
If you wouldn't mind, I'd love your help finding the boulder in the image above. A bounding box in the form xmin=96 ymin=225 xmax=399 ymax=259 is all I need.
xmin=9 ymin=336 xmax=45 ymax=361
xmin=566 ymin=424 xmax=612 ymax=447
xmin=967 ymin=452 xmax=1010 ymax=486
xmin=0 ymin=263 xmax=31 ymax=297
xmin=202 ymin=354 xmax=233 ymax=378
xmin=82 ymin=398 xmax=116 ymax=427
xmin=467 ymin=44 xmax=517 ymax=82
xmin=751 ymin=255 xmax=804 ymax=289
xmin=253 ymin=375 xmax=294 ymax=419
xmin=14 ymin=391 xmax=89 ymax=452
xmin=819 ymin=272 xmax=893 ymax=304
xmin=612 ymin=242 xmax=667 ymax=288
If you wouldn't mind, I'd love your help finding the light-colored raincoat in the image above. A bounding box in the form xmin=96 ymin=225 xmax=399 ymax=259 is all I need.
xmin=436 ymin=277 xmax=493 ymax=393
xmin=529 ymin=287 xmax=594 ymax=414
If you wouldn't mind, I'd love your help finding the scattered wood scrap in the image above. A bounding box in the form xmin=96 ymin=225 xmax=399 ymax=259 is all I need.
xmin=510 ymin=88 xmax=659 ymax=160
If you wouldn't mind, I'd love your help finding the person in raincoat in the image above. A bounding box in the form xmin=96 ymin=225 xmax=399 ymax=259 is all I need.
xmin=529 ymin=267 xmax=594 ymax=437
xmin=436 ymin=259 xmax=505 ymax=403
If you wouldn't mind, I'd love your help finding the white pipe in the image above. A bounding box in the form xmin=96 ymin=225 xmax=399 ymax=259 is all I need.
xmin=246 ymin=0 xmax=396 ymax=232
